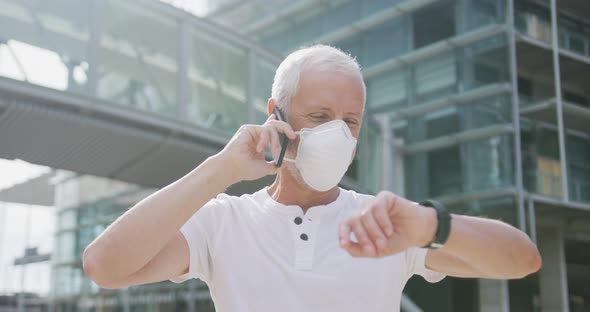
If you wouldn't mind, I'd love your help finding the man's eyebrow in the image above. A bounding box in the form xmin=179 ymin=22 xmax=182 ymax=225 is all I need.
xmin=315 ymin=107 xmax=362 ymax=116
xmin=344 ymin=111 xmax=362 ymax=118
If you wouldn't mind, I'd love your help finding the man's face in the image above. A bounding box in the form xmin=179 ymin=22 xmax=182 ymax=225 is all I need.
xmin=287 ymin=69 xmax=365 ymax=142
xmin=279 ymin=68 xmax=365 ymax=186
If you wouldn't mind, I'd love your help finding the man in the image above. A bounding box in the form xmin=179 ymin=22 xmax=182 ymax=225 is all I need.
xmin=83 ymin=45 xmax=541 ymax=311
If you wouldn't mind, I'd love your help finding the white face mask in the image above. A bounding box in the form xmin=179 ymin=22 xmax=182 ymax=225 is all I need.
xmin=284 ymin=120 xmax=357 ymax=192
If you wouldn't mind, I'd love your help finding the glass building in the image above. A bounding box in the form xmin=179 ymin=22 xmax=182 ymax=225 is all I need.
xmin=0 ymin=0 xmax=589 ymax=311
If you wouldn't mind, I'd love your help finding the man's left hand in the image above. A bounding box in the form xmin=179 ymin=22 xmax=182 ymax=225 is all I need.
xmin=338 ymin=191 xmax=437 ymax=257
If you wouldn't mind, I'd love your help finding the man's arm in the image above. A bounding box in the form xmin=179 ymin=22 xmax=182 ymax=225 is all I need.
xmin=424 ymin=213 xmax=541 ymax=279
xmin=82 ymin=155 xmax=236 ymax=288
xmin=83 ymin=115 xmax=295 ymax=288
xmin=338 ymin=192 xmax=542 ymax=279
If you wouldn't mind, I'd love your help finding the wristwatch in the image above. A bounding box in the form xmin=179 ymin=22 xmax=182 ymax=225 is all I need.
xmin=419 ymin=200 xmax=452 ymax=249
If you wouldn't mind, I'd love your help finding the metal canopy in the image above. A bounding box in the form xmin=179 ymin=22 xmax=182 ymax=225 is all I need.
xmin=0 ymin=172 xmax=54 ymax=206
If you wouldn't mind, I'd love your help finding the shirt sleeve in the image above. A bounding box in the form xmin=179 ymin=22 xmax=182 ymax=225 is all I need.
xmin=169 ymin=194 xmax=230 ymax=284
xmin=404 ymin=247 xmax=446 ymax=283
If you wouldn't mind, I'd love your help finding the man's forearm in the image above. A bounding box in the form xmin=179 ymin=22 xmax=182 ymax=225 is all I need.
xmin=429 ymin=210 xmax=542 ymax=278
xmin=83 ymin=154 xmax=236 ymax=281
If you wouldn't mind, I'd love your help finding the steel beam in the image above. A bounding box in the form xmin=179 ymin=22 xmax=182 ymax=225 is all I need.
xmin=550 ymin=0 xmax=570 ymax=202
xmin=528 ymin=196 xmax=537 ymax=244
xmin=507 ymin=0 xmax=527 ymax=231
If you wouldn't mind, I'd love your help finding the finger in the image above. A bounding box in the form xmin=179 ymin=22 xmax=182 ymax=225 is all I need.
xmin=373 ymin=200 xmax=394 ymax=237
xmin=267 ymin=119 xmax=296 ymax=140
xmin=262 ymin=160 xmax=278 ymax=175
xmin=379 ymin=191 xmax=399 ymax=218
xmin=360 ymin=210 xmax=387 ymax=252
xmin=343 ymin=242 xmax=365 ymax=257
xmin=338 ymin=219 xmax=353 ymax=247
xmin=350 ymin=218 xmax=376 ymax=256
xmin=256 ymin=128 xmax=269 ymax=153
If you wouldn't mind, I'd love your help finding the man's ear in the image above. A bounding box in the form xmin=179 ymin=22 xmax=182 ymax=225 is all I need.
xmin=267 ymin=98 xmax=275 ymax=116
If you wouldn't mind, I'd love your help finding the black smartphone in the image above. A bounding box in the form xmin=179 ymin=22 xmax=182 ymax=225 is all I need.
xmin=272 ymin=107 xmax=290 ymax=167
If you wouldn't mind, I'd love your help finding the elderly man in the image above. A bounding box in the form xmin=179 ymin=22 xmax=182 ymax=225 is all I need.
xmin=83 ymin=45 xmax=541 ymax=311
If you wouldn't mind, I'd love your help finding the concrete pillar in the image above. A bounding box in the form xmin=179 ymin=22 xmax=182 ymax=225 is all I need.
xmin=479 ymin=279 xmax=509 ymax=312
xmin=538 ymin=228 xmax=570 ymax=312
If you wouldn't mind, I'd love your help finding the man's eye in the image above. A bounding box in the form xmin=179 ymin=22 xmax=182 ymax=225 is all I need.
xmin=310 ymin=115 xmax=327 ymax=120
xmin=345 ymin=119 xmax=358 ymax=126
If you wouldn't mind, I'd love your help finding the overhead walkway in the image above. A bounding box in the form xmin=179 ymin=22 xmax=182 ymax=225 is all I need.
xmin=0 ymin=0 xmax=281 ymax=190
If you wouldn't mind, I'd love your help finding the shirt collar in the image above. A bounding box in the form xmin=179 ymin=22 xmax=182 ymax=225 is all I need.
xmin=257 ymin=187 xmax=348 ymax=219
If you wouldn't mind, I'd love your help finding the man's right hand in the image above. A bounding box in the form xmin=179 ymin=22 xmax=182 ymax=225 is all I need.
xmin=218 ymin=114 xmax=297 ymax=182
xmin=83 ymin=114 xmax=296 ymax=289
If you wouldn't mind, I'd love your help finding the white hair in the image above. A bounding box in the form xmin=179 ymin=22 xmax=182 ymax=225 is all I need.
xmin=271 ymin=44 xmax=366 ymax=113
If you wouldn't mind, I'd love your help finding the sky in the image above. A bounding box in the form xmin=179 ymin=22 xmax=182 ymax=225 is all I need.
xmin=0 ymin=159 xmax=54 ymax=296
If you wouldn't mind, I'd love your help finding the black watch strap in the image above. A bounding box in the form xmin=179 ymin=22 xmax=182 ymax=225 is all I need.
xmin=419 ymin=200 xmax=452 ymax=249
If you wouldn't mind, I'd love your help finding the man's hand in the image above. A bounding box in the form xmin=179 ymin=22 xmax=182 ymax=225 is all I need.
xmin=338 ymin=191 xmax=542 ymax=279
xmin=338 ymin=191 xmax=436 ymax=257
xmin=218 ymin=114 xmax=296 ymax=182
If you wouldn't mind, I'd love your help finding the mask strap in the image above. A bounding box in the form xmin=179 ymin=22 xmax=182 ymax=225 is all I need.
xmin=281 ymin=132 xmax=300 ymax=163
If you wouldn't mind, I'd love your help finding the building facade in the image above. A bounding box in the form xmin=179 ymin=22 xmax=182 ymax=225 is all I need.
xmin=211 ymin=0 xmax=590 ymax=310
xmin=45 ymin=0 xmax=590 ymax=311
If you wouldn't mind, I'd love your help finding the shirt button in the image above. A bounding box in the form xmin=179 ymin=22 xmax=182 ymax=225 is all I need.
xmin=300 ymin=233 xmax=309 ymax=241
xmin=294 ymin=217 xmax=303 ymax=225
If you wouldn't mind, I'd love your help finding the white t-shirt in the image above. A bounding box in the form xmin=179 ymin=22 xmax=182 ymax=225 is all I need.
xmin=171 ymin=187 xmax=445 ymax=311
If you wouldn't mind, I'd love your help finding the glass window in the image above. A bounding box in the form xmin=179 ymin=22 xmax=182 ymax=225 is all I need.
xmin=57 ymin=178 xmax=80 ymax=210
xmin=462 ymin=135 xmax=514 ymax=192
xmin=425 ymin=109 xmax=460 ymax=140
xmin=321 ymin=1 xmax=361 ymax=36
xmin=563 ymin=91 xmax=588 ymax=107
xmin=428 ymin=146 xmax=463 ymax=197
xmin=291 ymin=10 xmax=323 ymax=45
xmin=59 ymin=209 xmax=77 ymax=230
xmin=362 ymin=18 xmax=408 ymax=67
xmin=364 ymin=122 xmax=384 ymax=193
xmin=254 ymin=59 xmax=276 ymax=124
xmin=463 ymin=35 xmax=509 ymax=90
xmin=52 ymin=265 xmax=82 ymax=296
xmin=186 ymin=31 xmax=248 ymax=133
xmin=363 ymin=0 xmax=404 ymax=17
xmin=514 ymin=2 xmax=552 ymax=43
xmin=466 ymin=0 xmax=503 ymax=30
xmin=415 ymin=53 xmax=457 ymax=100
xmin=335 ymin=36 xmax=362 ymax=66
xmin=413 ymin=0 xmax=455 ymax=49
xmin=367 ymin=70 xmax=406 ymax=112
xmin=567 ymin=136 xmax=590 ymax=203
xmin=0 ymin=1 xmax=91 ymax=93
xmin=78 ymin=205 xmax=95 ymax=226
xmin=56 ymin=231 xmax=76 ymax=263
xmin=97 ymin=1 xmax=179 ymax=116
xmin=537 ymin=130 xmax=559 ymax=159
xmin=460 ymin=95 xmax=512 ymax=131
xmin=404 ymin=134 xmax=514 ymax=198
